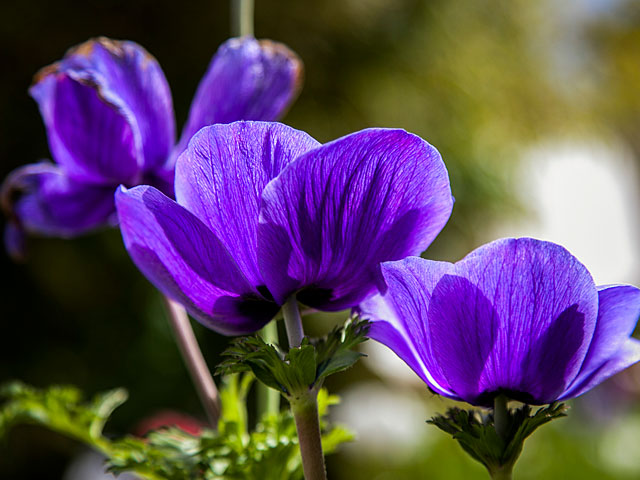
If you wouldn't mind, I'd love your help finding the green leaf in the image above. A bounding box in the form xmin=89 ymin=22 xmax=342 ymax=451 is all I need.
xmin=1 ymin=376 xmax=354 ymax=480
xmin=216 ymin=336 xmax=287 ymax=392
xmin=428 ymin=402 xmax=568 ymax=476
xmin=217 ymin=316 xmax=370 ymax=398
xmin=0 ymin=380 xmax=126 ymax=453
xmin=316 ymin=388 xmax=355 ymax=454
xmin=217 ymin=373 xmax=253 ymax=438
xmin=313 ymin=316 xmax=370 ymax=381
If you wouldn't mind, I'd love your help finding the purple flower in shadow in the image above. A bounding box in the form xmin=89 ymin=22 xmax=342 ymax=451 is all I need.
xmin=2 ymin=36 xmax=302 ymax=257
xmin=115 ymin=121 xmax=454 ymax=335
xmin=360 ymin=237 xmax=640 ymax=406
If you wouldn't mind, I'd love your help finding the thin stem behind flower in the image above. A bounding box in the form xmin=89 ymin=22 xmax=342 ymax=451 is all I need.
xmin=282 ymin=295 xmax=304 ymax=348
xmin=162 ymin=296 xmax=220 ymax=427
xmin=282 ymin=296 xmax=327 ymax=480
xmin=491 ymin=395 xmax=513 ymax=480
xmin=230 ymin=0 xmax=254 ymax=37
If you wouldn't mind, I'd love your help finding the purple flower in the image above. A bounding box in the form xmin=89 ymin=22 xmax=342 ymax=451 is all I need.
xmin=1 ymin=36 xmax=302 ymax=252
xmin=115 ymin=121 xmax=454 ymax=335
xmin=361 ymin=238 xmax=640 ymax=406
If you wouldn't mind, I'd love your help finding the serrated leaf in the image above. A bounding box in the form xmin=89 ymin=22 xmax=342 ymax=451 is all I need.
xmin=317 ymin=350 xmax=365 ymax=379
xmin=287 ymin=345 xmax=317 ymax=388
xmin=428 ymin=402 xmax=568 ymax=476
xmin=313 ymin=316 xmax=369 ymax=381
xmin=217 ymin=337 xmax=287 ymax=393
xmin=218 ymin=316 xmax=370 ymax=399
xmin=1 ymin=377 xmax=353 ymax=480
xmin=0 ymin=380 xmax=126 ymax=453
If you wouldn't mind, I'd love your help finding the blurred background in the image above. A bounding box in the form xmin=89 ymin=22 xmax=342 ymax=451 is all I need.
xmin=2 ymin=0 xmax=640 ymax=478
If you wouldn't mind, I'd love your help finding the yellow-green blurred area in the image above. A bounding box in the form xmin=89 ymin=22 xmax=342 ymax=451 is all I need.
xmin=1 ymin=0 xmax=640 ymax=478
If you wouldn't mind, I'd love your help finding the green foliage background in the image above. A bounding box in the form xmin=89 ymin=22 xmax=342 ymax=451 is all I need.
xmin=1 ymin=0 xmax=640 ymax=478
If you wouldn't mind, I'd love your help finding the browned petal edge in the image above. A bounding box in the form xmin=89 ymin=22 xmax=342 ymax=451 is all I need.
xmin=87 ymin=36 xmax=158 ymax=69
xmin=31 ymin=61 xmax=61 ymax=86
xmin=32 ymin=66 xmax=125 ymax=116
xmin=258 ymin=39 xmax=304 ymax=98
xmin=32 ymin=36 xmax=158 ymax=87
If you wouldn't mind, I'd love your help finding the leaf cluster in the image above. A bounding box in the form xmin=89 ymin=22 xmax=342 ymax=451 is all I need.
xmin=0 ymin=381 xmax=126 ymax=454
xmin=428 ymin=402 xmax=568 ymax=476
xmin=0 ymin=376 xmax=353 ymax=480
xmin=217 ymin=316 xmax=370 ymax=398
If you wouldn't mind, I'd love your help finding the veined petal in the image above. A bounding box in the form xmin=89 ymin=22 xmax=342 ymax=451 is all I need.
xmin=361 ymin=258 xmax=459 ymax=398
xmin=560 ymin=339 xmax=640 ymax=401
xmin=174 ymin=122 xmax=320 ymax=290
xmin=258 ymin=128 xmax=453 ymax=309
xmin=173 ymin=37 xmax=302 ymax=158
xmin=116 ymin=185 xmax=278 ymax=335
xmin=440 ymin=238 xmax=599 ymax=405
xmin=31 ymin=37 xmax=175 ymax=183
xmin=75 ymin=38 xmax=176 ymax=172
xmin=559 ymin=285 xmax=640 ymax=400
xmin=1 ymin=162 xmax=116 ymax=238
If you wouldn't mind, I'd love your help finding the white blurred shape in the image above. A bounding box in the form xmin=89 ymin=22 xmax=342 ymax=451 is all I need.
xmin=494 ymin=140 xmax=640 ymax=285
xmin=64 ymin=450 xmax=138 ymax=480
xmin=599 ymin=414 xmax=640 ymax=474
xmin=332 ymin=382 xmax=434 ymax=460
xmin=362 ymin=339 xmax=425 ymax=387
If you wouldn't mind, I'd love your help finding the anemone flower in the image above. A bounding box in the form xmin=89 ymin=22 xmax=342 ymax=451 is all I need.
xmin=2 ymin=36 xmax=301 ymax=258
xmin=115 ymin=121 xmax=454 ymax=335
xmin=361 ymin=237 xmax=640 ymax=406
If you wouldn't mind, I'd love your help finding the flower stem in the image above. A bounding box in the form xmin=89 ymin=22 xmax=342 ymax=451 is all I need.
xmin=493 ymin=394 xmax=509 ymax=439
xmin=258 ymin=320 xmax=280 ymax=416
xmin=230 ymin=0 xmax=254 ymax=37
xmin=282 ymin=294 xmax=304 ymax=348
xmin=290 ymin=391 xmax=328 ymax=480
xmin=162 ymin=297 xmax=220 ymax=427
xmin=281 ymin=297 xmax=327 ymax=480
xmin=489 ymin=466 xmax=513 ymax=480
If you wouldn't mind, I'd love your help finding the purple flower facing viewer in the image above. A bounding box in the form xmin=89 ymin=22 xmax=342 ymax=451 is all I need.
xmin=115 ymin=121 xmax=454 ymax=335
xmin=361 ymin=237 xmax=640 ymax=406
xmin=2 ymin=36 xmax=302 ymax=257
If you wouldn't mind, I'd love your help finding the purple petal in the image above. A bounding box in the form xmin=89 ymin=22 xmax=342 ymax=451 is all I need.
xmin=31 ymin=38 xmax=175 ymax=183
xmin=173 ymin=37 xmax=302 ymax=159
xmin=361 ymin=258 xmax=459 ymax=398
xmin=115 ymin=185 xmax=278 ymax=335
xmin=31 ymin=74 xmax=140 ymax=184
xmin=559 ymin=285 xmax=640 ymax=400
xmin=1 ymin=162 xmax=116 ymax=238
xmin=174 ymin=122 xmax=320 ymax=290
xmin=258 ymin=128 xmax=453 ymax=310
xmin=441 ymin=238 xmax=598 ymax=405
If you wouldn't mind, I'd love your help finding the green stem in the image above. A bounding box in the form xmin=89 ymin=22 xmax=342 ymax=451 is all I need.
xmin=489 ymin=466 xmax=513 ymax=480
xmin=282 ymin=294 xmax=304 ymax=348
xmin=258 ymin=321 xmax=280 ymax=416
xmin=281 ymin=297 xmax=327 ymax=480
xmin=163 ymin=297 xmax=220 ymax=427
xmin=230 ymin=0 xmax=254 ymax=37
xmin=493 ymin=394 xmax=509 ymax=439
xmin=290 ymin=391 xmax=328 ymax=480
